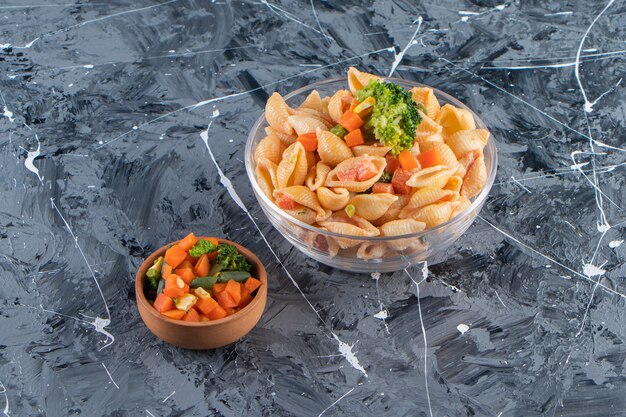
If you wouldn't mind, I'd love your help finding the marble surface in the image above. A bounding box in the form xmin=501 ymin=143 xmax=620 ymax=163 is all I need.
xmin=1 ymin=1 xmax=625 ymax=416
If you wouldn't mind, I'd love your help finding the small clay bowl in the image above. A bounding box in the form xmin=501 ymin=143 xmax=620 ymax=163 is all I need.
xmin=135 ymin=237 xmax=267 ymax=349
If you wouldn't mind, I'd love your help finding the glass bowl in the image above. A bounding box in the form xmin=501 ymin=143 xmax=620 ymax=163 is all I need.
xmin=245 ymin=77 xmax=498 ymax=273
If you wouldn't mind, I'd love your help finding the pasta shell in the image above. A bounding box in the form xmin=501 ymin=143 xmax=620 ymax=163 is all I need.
xmin=321 ymin=96 xmax=331 ymax=119
xmin=283 ymin=208 xmax=317 ymax=224
xmin=404 ymin=201 xmax=459 ymax=228
xmin=406 ymin=165 xmax=453 ymax=189
xmin=274 ymin=186 xmax=331 ymax=221
xmin=418 ymin=142 xmax=460 ymax=169
xmin=265 ymin=92 xmax=293 ymax=135
xmin=348 ymin=193 xmax=399 ymax=221
xmin=299 ymin=90 xmax=323 ymax=112
xmin=461 ymin=152 xmax=487 ymax=198
xmin=445 ymin=129 xmax=490 ymax=158
xmin=288 ymin=115 xmax=329 ymax=136
xmin=325 ymin=155 xmax=387 ymax=192
xmin=347 ymin=67 xmax=380 ymax=95
xmin=291 ymin=107 xmax=334 ymax=125
xmin=399 ymin=187 xmax=457 ymax=218
xmin=316 ymin=187 xmax=350 ymax=211
xmin=357 ymin=242 xmax=387 ymax=260
xmin=410 ymin=87 xmax=441 ymax=120
xmin=317 ymin=128 xmax=353 ymax=167
xmin=372 ymin=195 xmax=410 ymax=226
xmin=254 ymin=134 xmax=285 ymax=164
xmin=304 ymin=228 xmax=340 ymax=257
xmin=305 ymin=151 xmax=317 ymax=172
xmin=351 ymin=145 xmax=392 ymax=157
xmin=415 ymin=110 xmax=444 ymax=143
xmin=328 ymin=89 xmax=352 ymax=123
xmin=255 ymin=157 xmax=279 ymax=200
xmin=379 ymin=219 xmax=426 ymax=250
xmin=451 ymin=195 xmax=472 ymax=218
xmin=276 ymin=142 xmax=308 ymax=188
xmin=436 ymin=104 xmax=476 ymax=137
xmin=305 ymin=162 xmax=331 ymax=191
xmin=458 ymin=150 xmax=479 ymax=173
xmin=319 ymin=215 xmax=380 ymax=248
xmin=265 ymin=126 xmax=296 ymax=146
xmin=444 ymin=176 xmax=463 ymax=193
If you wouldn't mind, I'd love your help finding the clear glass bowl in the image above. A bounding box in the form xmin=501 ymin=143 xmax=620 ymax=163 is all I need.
xmin=245 ymin=78 xmax=498 ymax=273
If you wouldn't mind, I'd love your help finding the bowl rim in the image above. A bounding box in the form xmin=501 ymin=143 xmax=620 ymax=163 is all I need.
xmin=245 ymin=76 xmax=498 ymax=241
xmin=135 ymin=237 xmax=268 ymax=327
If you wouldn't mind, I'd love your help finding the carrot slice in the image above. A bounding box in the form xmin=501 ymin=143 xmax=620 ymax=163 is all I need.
xmin=195 ymin=296 xmax=219 ymax=315
xmin=162 ymin=263 xmax=174 ymax=279
xmin=153 ymin=293 xmax=174 ymax=313
xmin=417 ymin=148 xmax=444 ymax=168
xmin=184 ymin=253 xmax=198 ymax=266
xmin=297 ymin=133 xmax=318 ymax=152
xmin=211 ymin=283 xmax=227 ymax=298
xmin=164 ymin=245 xmax=187 ymax=268
xmin=216 ymin=290 xmax=238 ymax=309
xmin=372 ymin=183 xmax=394 ymax=194
xmin=178 ymin=233 xmax=197 ymax=252
xmin=178 ymin=259 xmax=193 ymax=270
xmin=385 ymin=155 xmax=399 ymax=173
xmin=344 ymin=129 xmax=364 ymax=147
xmin=162 ymin=309 xmax=185 ymax=320
xmin=183 ymin=308 xmax=200 ymax=322
xmin=163 ymin=274 xmax=188 ymax=298
xmin=244 ymin=277 xmax=262 ymax=293
xmin=398 ymin=150 xmax=419 ymax=171
xmin=194 ymin=254 xmax=210 ymax=277
xmin=225 ymin=280 xmax=242 ymax=305
xmin=338 ymin=110 xmax=364 ymax=132
xmin=239 ymin=285 xmax=253 ymax=308
xmin=206 ymin=305 xmax=227 ymax=320
xmin=174 ymin=268 xmax=196 ymax=285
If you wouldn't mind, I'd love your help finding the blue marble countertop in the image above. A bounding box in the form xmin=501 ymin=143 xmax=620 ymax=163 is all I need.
xmin=1 ymin=1 xmax=625 ymax=416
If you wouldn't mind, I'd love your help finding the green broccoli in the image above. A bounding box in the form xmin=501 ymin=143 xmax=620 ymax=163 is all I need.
xmin=208 ymin=244 xmax=252 ymax=275
xmin=378 ymin=171 xmax=393 ymax=183
xmin=189 ymin=239 xmax=218 ymax=258
xmin=357 ymin=80 xmax=421 ymax=155
xmin=145 ymin=256 xmax=164 ymax=290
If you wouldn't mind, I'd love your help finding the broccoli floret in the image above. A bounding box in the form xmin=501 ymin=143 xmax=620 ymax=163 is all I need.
xmin=189 ymin=239 xmax=217 ymax=258
xmin=357 ymin=80 xmax=421 ymax=155
xmin=378 ymin=171 xmax=393 ymax=183
xmin=213 ymin=244 xmax=251 ymax=273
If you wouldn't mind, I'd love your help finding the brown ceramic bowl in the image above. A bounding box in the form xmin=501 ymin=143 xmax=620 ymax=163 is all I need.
xmin=135 ymin=237 xmax=267 ymax=349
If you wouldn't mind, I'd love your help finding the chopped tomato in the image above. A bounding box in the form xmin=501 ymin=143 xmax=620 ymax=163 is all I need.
xmin=392 ymin=168 xmax=413 ymax=195
xmin=384 ymin=155 xmax=399 ymax=173
xmin=337 ymin=169 xmax=358 ymax=182
xmin=275 ymin=194 xmax=299 ymax=210
xmin=372 ymin=183 xmax=395 ymax=194
xmin=355 ymin=160 xmax=379 ymax=181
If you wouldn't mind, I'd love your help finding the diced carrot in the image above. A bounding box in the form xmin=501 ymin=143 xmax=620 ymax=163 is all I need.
xmin=161 ymin=309 xmax=186 ymax=320
xmin=162 ymin=263 xmax=174 ymax=279
xmin=183 ymin=308 xmax=201 ymax=322
xmin=178 ymin=233 xmax=197 ymax=252
xmin=195 ymin=296 xmax=219 ymax=315
xmin=372 ymin=183 xmax=395 ymax=194
xmin=338 ymin=110 xmax=364 ymax=132
xmin=178 ymin=259 xmax=193 ymax=270
xmin=244 ymin=277 xmax=262 ymax=293
xmin=174 ymin=268 xmax=196 ymax=285
xmin=211 ymin=283 xmax=227 ymax=297
xmin=164 ymin=245 xmax=187 ymax=268
xmin=153 ymin=293 xmax=174 ymax=313
xmin=184 ymin=253 xmax=198 ymax=266
xmin=417 ymin=148 xmax=444 ymax=168
xmin=297 ymin=133 xmax=318 ymax=152
xmin=385 ymin=155 xmax=400 ymax=173
xmin=163 ymin=274 xmax=188 ymax=298
xmin=225 ymin=280 xmax=242 ymax=305
xmin=239 ymin=285 xmax=253 ymax=308
xmin=206 ymin=238 xmax=219 ymax=261
xmin=275 ymin=194 xmax=299 ymax=210
xmin=206 ymin=305 xmax=227 ymax=320
xmin=344 ymin=129 xmax=365 ymax=147
xmin=392 ymin=168 xmax=413 ymax=195
xmin=194 ymin=254 xmax=210 ymax=277
xmin=216 ymin=290 xmax=238 ymax=309
xmin=398 ymin=150 xmax=419 ymax=171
